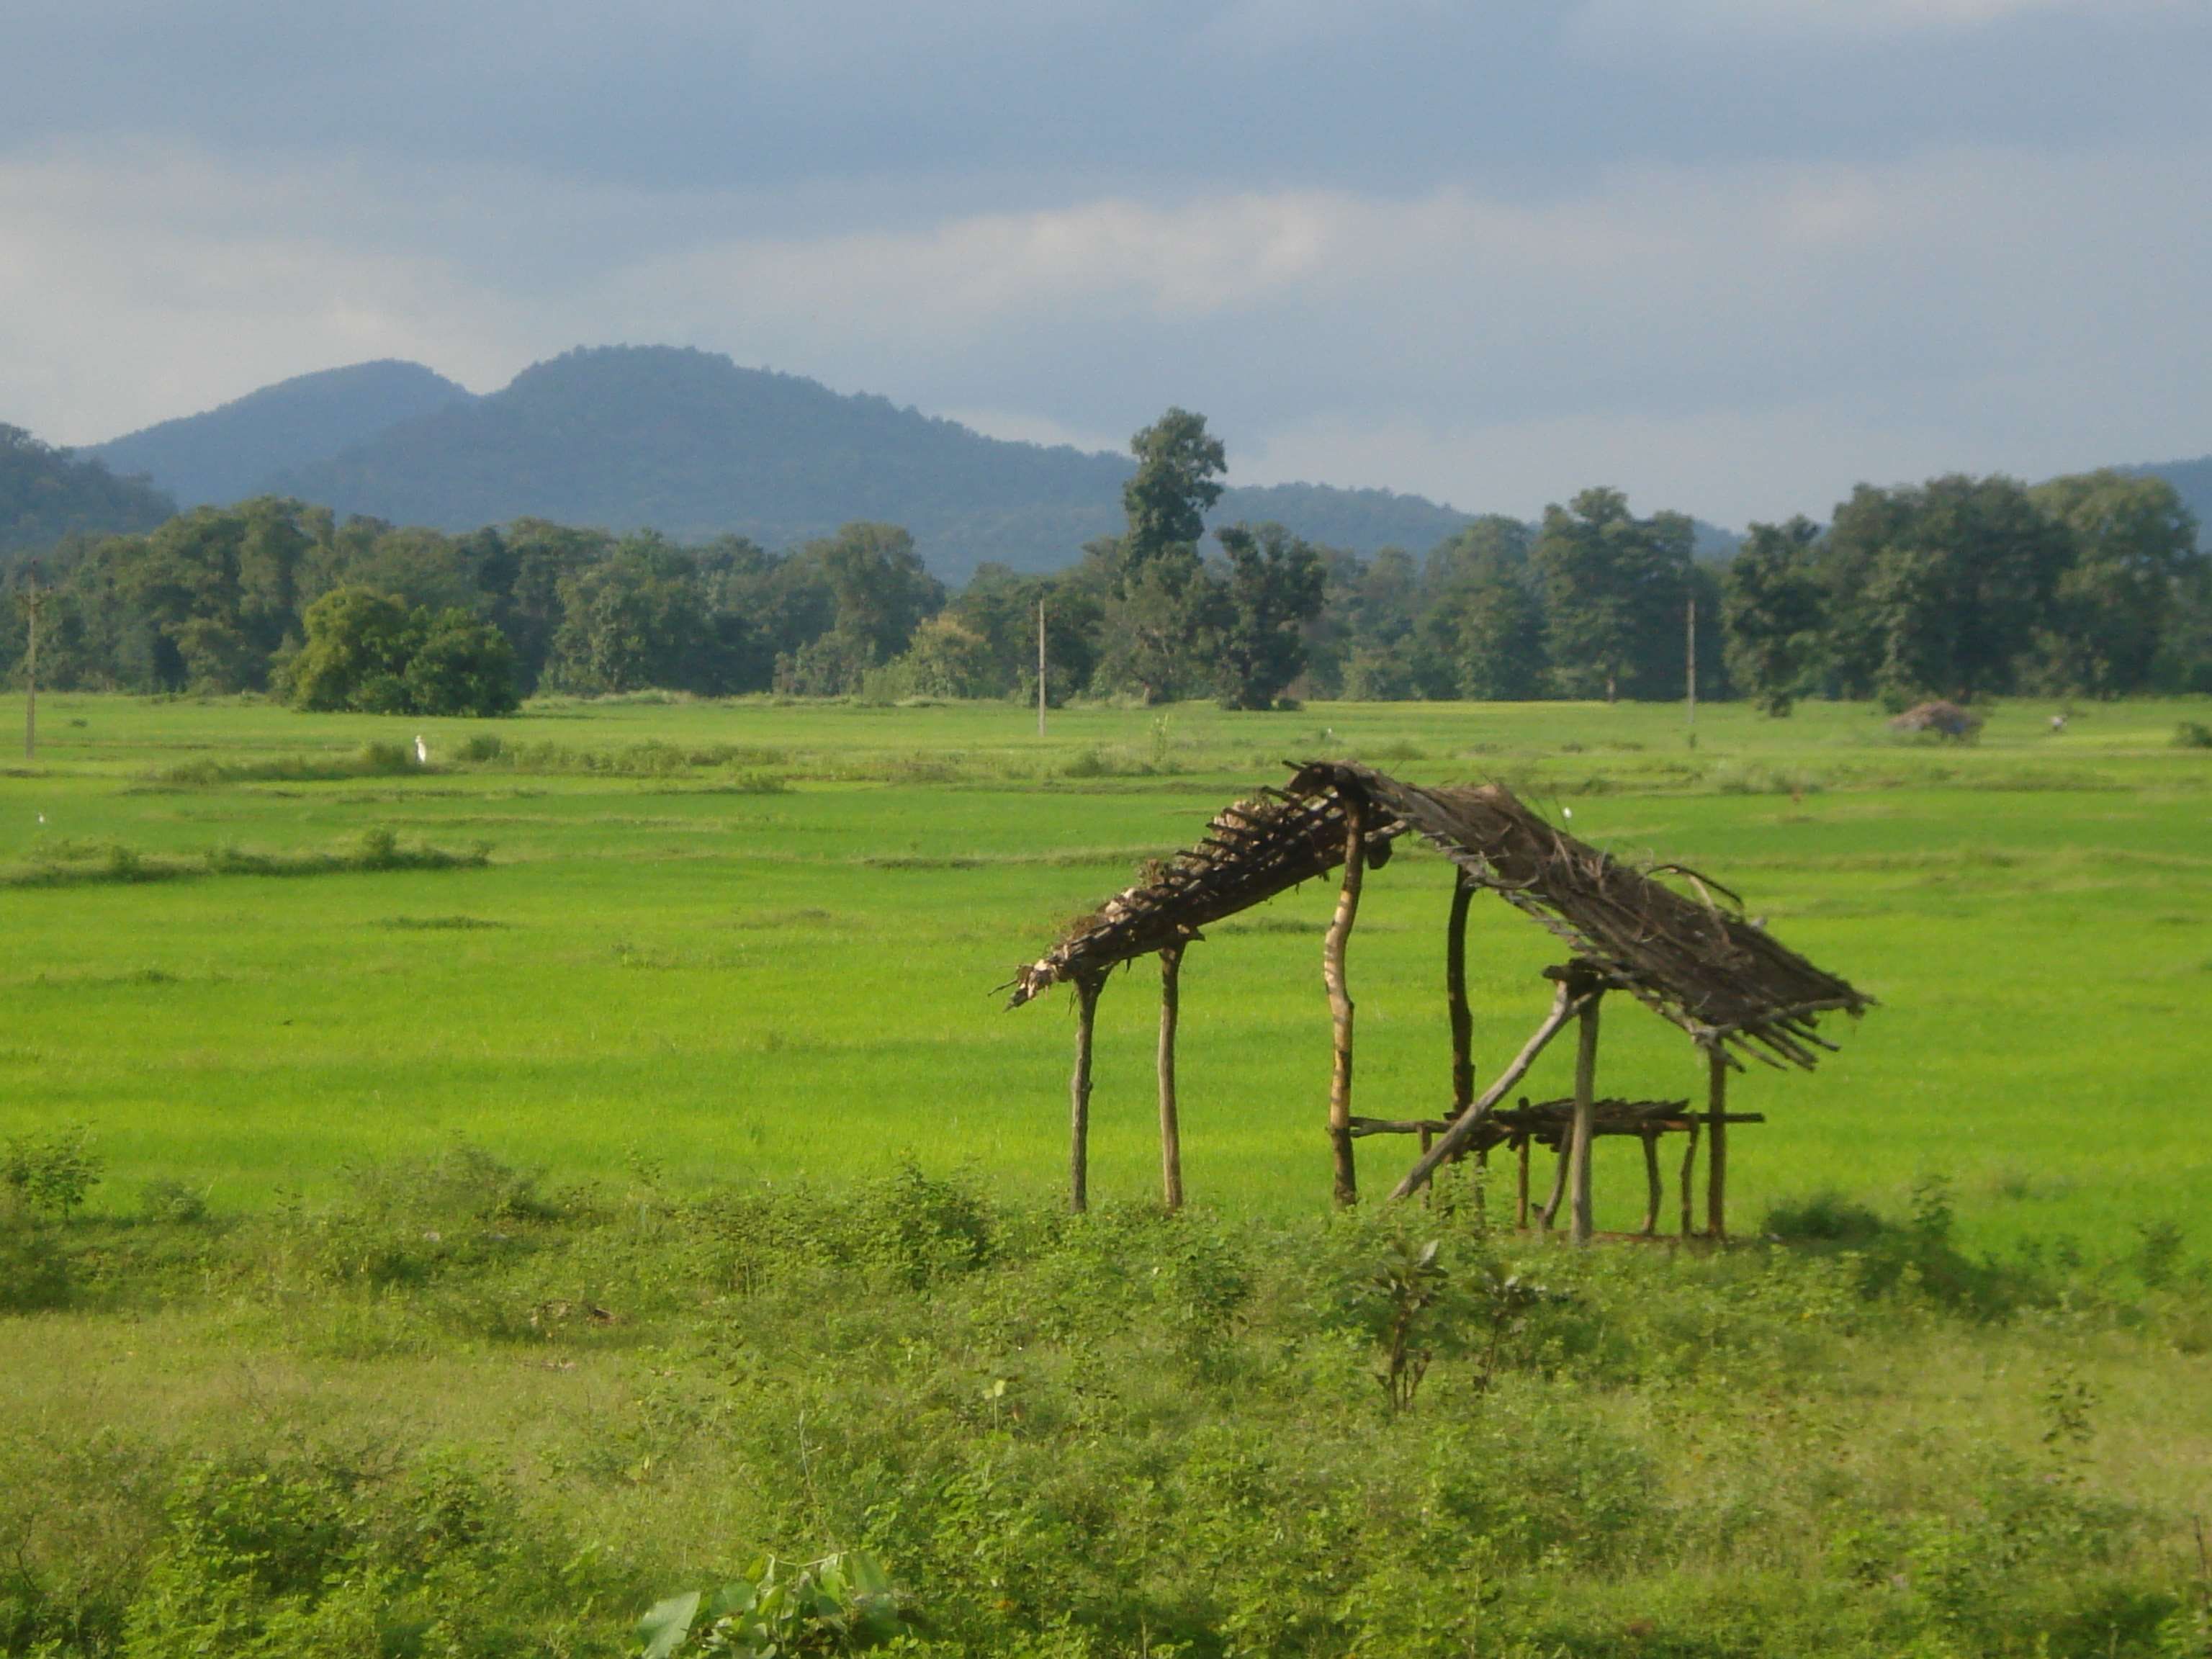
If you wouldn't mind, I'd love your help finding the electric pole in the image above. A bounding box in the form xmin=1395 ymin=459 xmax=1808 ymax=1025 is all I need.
xmin=1036 ymin=596 xmax=1048 ymax=737
xmin=21 ymin=572 xmax=40 ymax=763
xmin=1685 ymin=593 xmax=1697 ymax=737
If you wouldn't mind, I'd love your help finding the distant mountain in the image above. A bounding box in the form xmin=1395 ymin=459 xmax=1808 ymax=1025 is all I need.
xmin=88 ymin=360 xmax=473 ymax=508
xmin=1 ymin=425 xmax=174 ymax=559
xmin=86 ymin=345 xmax=1760 ymax=580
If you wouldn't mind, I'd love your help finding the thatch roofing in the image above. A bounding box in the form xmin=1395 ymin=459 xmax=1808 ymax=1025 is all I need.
xmin=1008 ymin=760 xmax=1869 ymax=1069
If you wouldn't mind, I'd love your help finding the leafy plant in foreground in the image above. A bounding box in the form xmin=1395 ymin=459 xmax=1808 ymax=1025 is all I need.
xmin=639 ymin=1552 xmax=908 ymax=1658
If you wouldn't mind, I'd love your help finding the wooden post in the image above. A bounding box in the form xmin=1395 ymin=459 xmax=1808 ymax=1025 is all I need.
xmin=1539 ymin=1138 xmax=1569 ymax=1231
xmin=1323 ymin=796 xmax=1367 ymax=1207
xmin=1704 ymin=1043 xmax=1728 ymax=1241
xmin=1069 ymin=974 xmax=1101 ymax=1214
xmin=1640 ymin=1129 xmax=1661 ymax=1237
xmin=1516 ymin=1136 xmax=1531 ymax=1229
xmin=21 ymin=575 xmax=40 ymax=763
xmin=1686 ymin=594 xmax=1697 ymax=733
xmin=1444 ymin=870 xmax=1475 ymax=1115
xmin=1568 ymin=993 xmax=1602 ymax=1245
xmin=1678 ymin=1118 xmax=1700 ymax=1238
xmin=1157 ymin=944 xmax=1184 ymax=1212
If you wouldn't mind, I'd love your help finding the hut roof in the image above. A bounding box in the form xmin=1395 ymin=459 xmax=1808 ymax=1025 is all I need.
xmin=1007 ymin=760 xmax=1869 ymax=1068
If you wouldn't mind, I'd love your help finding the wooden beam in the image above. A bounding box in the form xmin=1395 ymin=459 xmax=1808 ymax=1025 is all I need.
xmin=1069 ymin=974 xmax=1101 ymax=1215
xmin=1157 ymin=943 xmax=1184 ymax=1212
xmin=1445 ymin=870 xmax=1475 ymax=1115
xmin=1704 ymin=1043 xmax=1729 ymax=1241
xmin=1388 ymin=979 xmax=1592 ymax=1200
xmin=1678 ymin=1118 xmax=1700 ymax=1238
xmin=1516 ymin=1136 xmax=1531 ymax=1230
xmin=1568 ymin=993 xmax=1602 ymax=1245
xmin=1323 ymin=794 xmax=1367 ymax=1208
xmin=1640 ymin=1129 xmax=1661 ymax=1237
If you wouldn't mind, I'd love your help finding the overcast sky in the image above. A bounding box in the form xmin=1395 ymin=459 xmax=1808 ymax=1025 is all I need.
xmin=5 ymin=0 xmax=2209 ymax=524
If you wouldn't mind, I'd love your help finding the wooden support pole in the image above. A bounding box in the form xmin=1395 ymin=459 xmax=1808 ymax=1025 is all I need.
xmin=1704 ymin=1043 xmax=1729 ymax=1241
xmin=1568 ymin=993 xmax=1602 ymax=1245
xmin=1678 ymin=1118 xmax=1700 ymax=1238
xmin=1323 ymin=796 xmax=1367 ymax=1208
xmin=1539 ymin=1138 xmax=1569 ymax=1231
xmin=1444 ymin=870 xmax=1475 ymax=1115
xmin=1389 ymin=979 xmax=1591 ymax=1200
xmin=1640 ymin=1129 xmax=1661 ymax=1237
xmin=1069 ymin=974 xmax=1101 ymax=1215
xmin=1516 ymin=1136 xmax=1531 ymax=1229
xmin=1157 ymin=944 xmax=1184 ymax=1212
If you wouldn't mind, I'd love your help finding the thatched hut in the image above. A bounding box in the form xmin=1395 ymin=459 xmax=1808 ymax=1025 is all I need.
xmin=1009 ymin=761 xmax=1870 ymax=1241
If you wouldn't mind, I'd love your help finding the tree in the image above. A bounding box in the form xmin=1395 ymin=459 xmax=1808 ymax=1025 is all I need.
xmin=1098 ymin=410 xmax=1231 ymax=703
xmin=544 ymin=536 xmax=705 ymax=693
xmin=1858 ymin=475 xmax=2070 ymax=703
xmin=284 ymin=588 xmax=420 ymax=713
xmin=1722 ymin=516 xmax=1827 ymax=716
xmin=404 ymin=608 xmax=519 ymax=716
xmin=1446 ymin=574 xmax=1547 ymax=701
xmin=1121 ymin=408 xmax=1226 ymax=578
xmin=1215 ymin=523 xmax=1325 ymax=709
xmin=1532 ymin=489 xmax=1692 ymax=701
xmin=809 ymin=522 xmax=943 ymax=664
xmin=2028 ymin=470 xmax=2200 ymax=696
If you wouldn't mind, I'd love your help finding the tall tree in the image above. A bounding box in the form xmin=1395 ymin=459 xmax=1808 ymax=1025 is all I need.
xmin=1532 ymin=488 xmax=1692 ymax=702
xmin=1722 ymin=516 xmax=1827 ymax=716
xmin=1858 ymin=475 xmax=2070 ymax=703
xmin=1214 ymin=523 xmax=1325 ymax=710
xmin=2028 ymin=470 xmax=2200 ymax=696
xmin=1120 ymin=408 xmax=1226 ymax=580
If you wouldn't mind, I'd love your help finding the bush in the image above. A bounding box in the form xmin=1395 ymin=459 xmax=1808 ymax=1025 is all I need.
xmin=2175 ymin=720 xmax=2212 ymax=749
xmin=1 ymin=1125 xmax=101 ymax=1220
xmin=284 ymin=588 xmax=518 ymax=718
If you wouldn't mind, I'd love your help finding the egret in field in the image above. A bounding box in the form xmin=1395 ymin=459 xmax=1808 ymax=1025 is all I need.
xmin=1562 ymin=806 xmax=1573 ymax=821
xmin=414 ymin=734 xmax=428 ymax=766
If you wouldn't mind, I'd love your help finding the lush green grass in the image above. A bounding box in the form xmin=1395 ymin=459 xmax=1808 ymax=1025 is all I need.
xmin=1 ymin=691 xmax=2208 ymax=1251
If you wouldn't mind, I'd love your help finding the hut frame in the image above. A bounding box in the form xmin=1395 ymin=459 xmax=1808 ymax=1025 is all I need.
xmin=1007 ymin=761 xmax=1870 ymax=1240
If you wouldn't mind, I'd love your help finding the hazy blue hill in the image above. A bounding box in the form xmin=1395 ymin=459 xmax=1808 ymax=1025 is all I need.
xmin=1 ymin=425 xmax=175 ymax=558
xmin=88 ymin=360 xmax=474 ymax=508
xmin=1214 ymin=481 xmax=1471 ymax=552
xmin=2128 ymin=456 xmax=2212 ymax=547
xmin=267 ymin=346 xmax=1488 ymax=580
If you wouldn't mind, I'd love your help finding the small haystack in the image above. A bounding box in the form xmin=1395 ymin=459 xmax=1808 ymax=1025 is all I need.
xmin=1890 ymin=700 xmax=1982 ymax=739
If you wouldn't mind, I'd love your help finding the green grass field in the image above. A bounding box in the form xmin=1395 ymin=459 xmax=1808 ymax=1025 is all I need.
xmin=3 ymin=691 xmax=2208 ymax=1248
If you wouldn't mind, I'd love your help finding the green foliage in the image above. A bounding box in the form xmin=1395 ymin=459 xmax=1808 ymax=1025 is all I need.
xmin=638 ymin=1552 xmax=908 ymax=1658
xmin=1725 ymin=516 xmax=1827 ymax=715
xmin=1213 ymin=522 xmax=1324 ymax=710
xmin=2175 ymin=720 xmax=2212 ymax=749
xmin=1 ymin=1124 xmax=101 ymax=1220
xmin=1532 ymin=487 xmax=1695 ymax=701
xmin=287 ymin=585 xmax=517 ymax=716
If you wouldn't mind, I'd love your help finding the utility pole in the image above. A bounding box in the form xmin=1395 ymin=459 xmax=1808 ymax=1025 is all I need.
xmin=1685 ymin=593 xmax=1696 ymax=738
xmin=1036 ymin=595 xmax=1048 ymax=737
xmin=21 ymin=572 xmax=40 ymax=763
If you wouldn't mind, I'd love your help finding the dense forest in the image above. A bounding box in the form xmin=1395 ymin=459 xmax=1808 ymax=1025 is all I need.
xmin=0 ymin=426 xmax=175 ymax=558
xmin=4 ymin=410 xmax=2208 ymax=716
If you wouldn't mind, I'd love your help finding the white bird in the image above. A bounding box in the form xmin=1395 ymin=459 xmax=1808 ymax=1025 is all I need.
xmin=413 ymin=734 xmax=428 ymax=766
xmin=1562 ymin=806 xmax=1573 ymax=821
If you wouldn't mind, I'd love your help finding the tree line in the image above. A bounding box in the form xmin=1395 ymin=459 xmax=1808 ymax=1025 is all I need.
xmin=4 ymin=410 xmax=2208 ymax=716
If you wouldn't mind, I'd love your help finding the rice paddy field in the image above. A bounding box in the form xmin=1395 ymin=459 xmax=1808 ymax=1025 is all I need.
xmin=2 ymin=690 xmax=2207 ymax=1250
